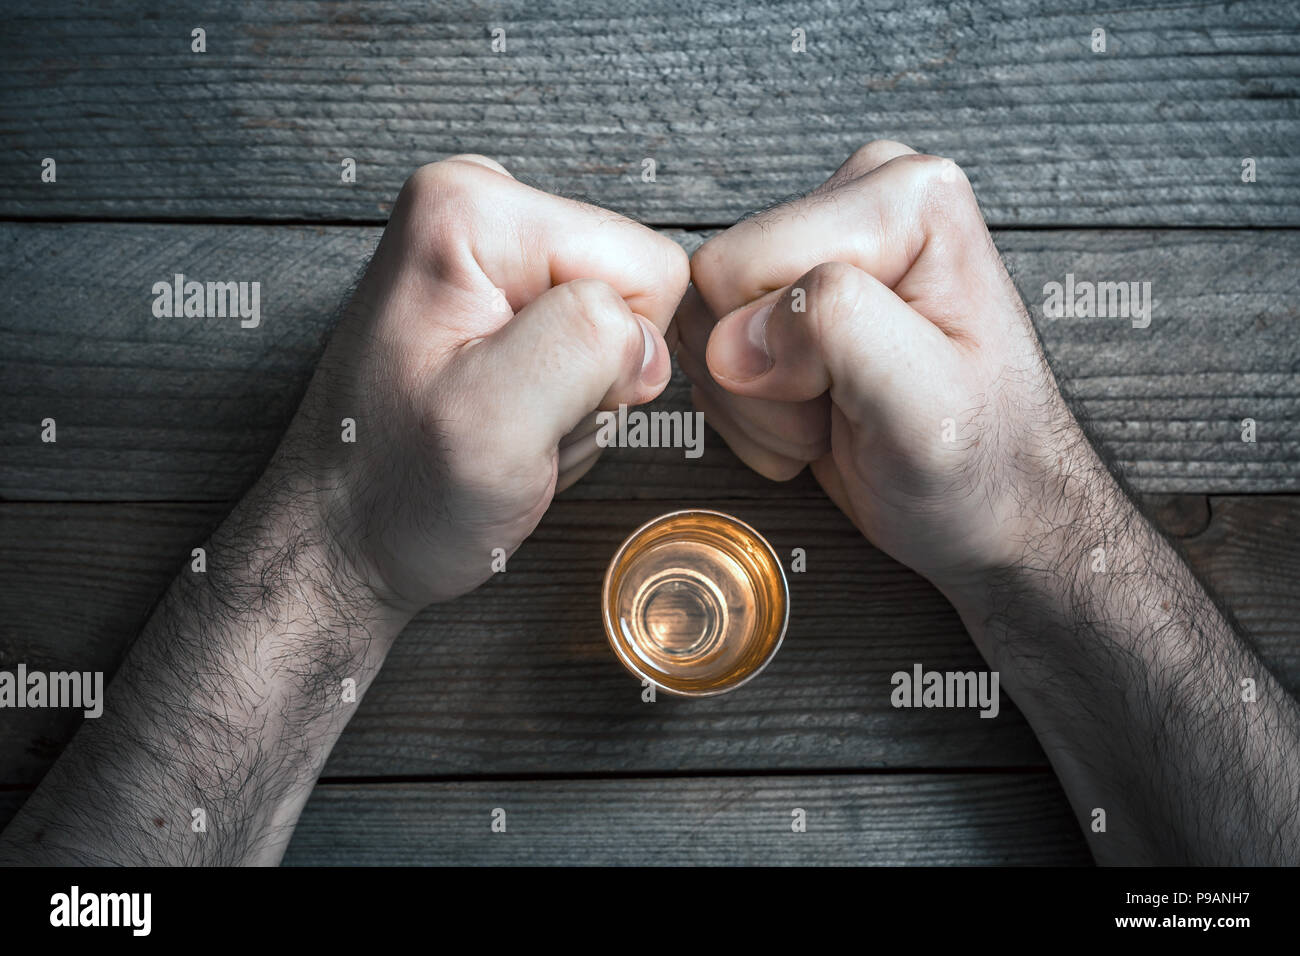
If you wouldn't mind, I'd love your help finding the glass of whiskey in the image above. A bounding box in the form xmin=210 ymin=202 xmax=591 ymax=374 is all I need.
xmin=602 ymin=510 xmax=789 ymax=697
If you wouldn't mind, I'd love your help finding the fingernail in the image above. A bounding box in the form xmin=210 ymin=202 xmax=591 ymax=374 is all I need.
xmin=639 ymin=317 xmax=659 ymax=376
xmin=720 ymin=301 xmax=774 ymax=381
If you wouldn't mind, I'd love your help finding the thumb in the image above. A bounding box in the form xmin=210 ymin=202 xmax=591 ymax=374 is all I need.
xmin=458 ymin=278 xmax=670 ymax=459
xmin=705 ymin=261 xmax=958 ymax=427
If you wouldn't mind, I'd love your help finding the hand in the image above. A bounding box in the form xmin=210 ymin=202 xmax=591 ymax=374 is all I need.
xmin=275 ymin=156 xmax=689 ymax=611
xmin=677 ymin=141 xmax=1100 ymax=596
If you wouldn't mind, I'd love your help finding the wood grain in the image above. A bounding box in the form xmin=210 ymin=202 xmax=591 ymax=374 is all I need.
xmin=280 ymin=773 xmax=1093 ymax=865
xmin=1 ymin=1 xmax=1295 ymax=226
xmin=2 ymin=494 xmax=1294 ymax=788
xmin=2 ymin=224 xmax=1297 ymax=500
xmin=1183 ymin=497 xmax=1300 ymax=682
xmin=0 ymin=773 xmax=1092 ymax=864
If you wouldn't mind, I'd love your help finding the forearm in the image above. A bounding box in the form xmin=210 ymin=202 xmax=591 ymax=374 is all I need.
xmin=0 ymin=470 xmax=412 ymax=865
xmin=945 ymin=451 xmax=1300 ymax=865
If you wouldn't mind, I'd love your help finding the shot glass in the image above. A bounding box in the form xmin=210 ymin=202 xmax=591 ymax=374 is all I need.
xmin=602 ymin=509 xmax=789 ymax=697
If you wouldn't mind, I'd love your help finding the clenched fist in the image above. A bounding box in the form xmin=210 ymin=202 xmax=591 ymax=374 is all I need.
xmin=676 ymin=141 xmax=1099 ymax=598
xmin=278 ymin=156 xmax=689 ymax=610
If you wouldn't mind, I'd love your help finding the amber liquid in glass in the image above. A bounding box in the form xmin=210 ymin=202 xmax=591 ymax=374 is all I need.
xmin=603 ymin=510 xmax=788 ymax=697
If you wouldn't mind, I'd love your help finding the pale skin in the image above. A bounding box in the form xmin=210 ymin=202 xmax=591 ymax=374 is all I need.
xmin=2 ymin=146 xmax=1297 ymax=865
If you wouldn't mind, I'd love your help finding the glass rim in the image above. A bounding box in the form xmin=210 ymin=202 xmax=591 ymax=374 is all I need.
xmin=601 ymin=508 xmax=790 ymax=698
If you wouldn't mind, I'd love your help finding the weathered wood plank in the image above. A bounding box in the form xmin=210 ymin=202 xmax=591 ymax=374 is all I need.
xmin=1 ymin=0 xmax=1295 ymax=225
xmin=2 ymin=494 xmax=1294 ymax=788
xmin=279 ymin=774 xmax=1092 ymax=865
xmin=0 ymin=773 xmax=1092 ymax=865
xmin=1184 ymin=497 xmax=1300 ymax=681
xmin=2 ymin=224 xmax=1297 ymax=499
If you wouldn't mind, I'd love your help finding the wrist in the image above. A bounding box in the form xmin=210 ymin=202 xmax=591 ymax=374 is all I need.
xmin=211 ymin=466 xmax=417 ymax=652
xmin=935 ymin=437 xmax=1135 ymax=638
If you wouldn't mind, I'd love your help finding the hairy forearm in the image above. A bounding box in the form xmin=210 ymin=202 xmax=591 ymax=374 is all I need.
xmin=947 ymin=447 xmax=1300 ymax=865
xmin=0 ymin=470 xmax=412 ymax=865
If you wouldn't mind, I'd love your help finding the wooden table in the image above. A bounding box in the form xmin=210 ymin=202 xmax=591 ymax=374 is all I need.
xmin=1 ymin=0 xmax=1297 ymax=865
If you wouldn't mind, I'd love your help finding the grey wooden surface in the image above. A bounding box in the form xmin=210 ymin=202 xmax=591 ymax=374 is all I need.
xmin=281 ymin=774 xmax=1093 ymax=865
xmin=0 ymin=773 xmax=1092 ymax=865
xmin=1 ymin=0 xmax=1297 ymax=866
xmin=0 ymin=1 xmax=1296 ymax=225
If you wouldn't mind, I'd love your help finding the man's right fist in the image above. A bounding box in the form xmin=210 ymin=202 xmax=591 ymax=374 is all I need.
xmin=273 ymin=156 xmax=689 ymax=612
xmin=677 ymin=141 xmax=1107 ymax=600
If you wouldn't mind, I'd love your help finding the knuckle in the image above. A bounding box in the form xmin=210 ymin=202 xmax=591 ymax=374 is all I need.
xmin=890 ymin=153 xmax=982 ymax=236
xmin=402 ymin=161 xmax=461 ymax=205
xmin=560 ymin=276 xmax=623 ymax=319
xmin=401 ymin=158 xmax=498 ymax=211
xmin=800 ymin=261 xmax=870 ymax=344
xmin=803 ymin=261 xmax=867 ymax=312
xmin=689 ymin=232 xmax=729 ymax=287
xmin=842 ymin=139 xmax=912 ymax=176
xmin=442 ymin=153 xmax=510 ymax=176
xmin=659 ymin=235 xmax=692 ymax=293
xmin=556 ymin=279 xmax=635 ymax=357
xmin=395 ymin=162 xmax=491 ymax=259
xmin=910 ymin=153 xmax=974 ymax=197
